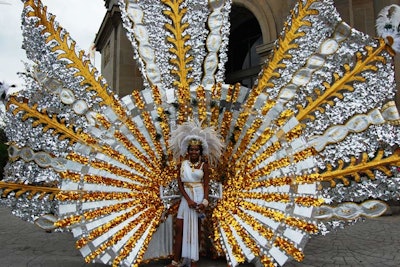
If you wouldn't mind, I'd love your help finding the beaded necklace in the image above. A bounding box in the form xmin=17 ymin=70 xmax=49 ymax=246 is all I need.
xmin=189 ymin=159 xmax=201 ymax=172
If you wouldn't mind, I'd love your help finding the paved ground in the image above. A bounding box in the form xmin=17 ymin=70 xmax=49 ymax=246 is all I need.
xmin=0 ymin=206 xmax=399 ymax=267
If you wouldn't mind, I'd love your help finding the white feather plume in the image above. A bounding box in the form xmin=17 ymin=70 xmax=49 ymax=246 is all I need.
xmin=169 ymin=121 xmax=223 ymax=166
xmin=376 ymin=4 xmax=400 ymax=53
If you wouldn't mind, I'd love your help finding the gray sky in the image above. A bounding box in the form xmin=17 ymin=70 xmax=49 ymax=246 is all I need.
xmin=0 ymin=0 xmax=106 ymax=86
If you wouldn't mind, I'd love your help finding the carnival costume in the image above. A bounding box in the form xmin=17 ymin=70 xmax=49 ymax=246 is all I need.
xmin=1 ymin=0 xmax=400 ymax=266
xmin=178 ymin=160 xmax=204 ymax=262
xmin=169 ymin=121 xmax=222 ymax=264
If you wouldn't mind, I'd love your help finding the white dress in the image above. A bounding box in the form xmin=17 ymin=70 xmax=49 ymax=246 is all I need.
xmin=177 ymin=160 xmax=204 ymax=262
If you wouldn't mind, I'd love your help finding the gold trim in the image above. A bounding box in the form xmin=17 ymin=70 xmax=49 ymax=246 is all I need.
xmin=0 ymin=181 xmax=60 ymax=200
xmin=296 ymin=39 xmax=388 ymax=122
xmin=162 ymin=0 xmax=193 ymax=89
xmin=320 ymin=149 xmax=400 ymax=187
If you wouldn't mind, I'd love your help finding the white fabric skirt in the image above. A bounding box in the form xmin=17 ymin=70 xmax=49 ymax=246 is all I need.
xmin=177 ymin=185 xmax=204 ymax=261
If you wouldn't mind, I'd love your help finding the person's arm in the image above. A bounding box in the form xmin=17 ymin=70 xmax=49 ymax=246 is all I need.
xmin=203 ymin=162 xmax=210 ymax=201
xmin=198 ymin=161 xmax=210 ymax=211
xmin=177 ymin=163 xmax=197 ymax=209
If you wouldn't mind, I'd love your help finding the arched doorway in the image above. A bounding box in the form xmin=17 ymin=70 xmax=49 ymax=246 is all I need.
xmin=225 ymin=5 xmax=262 ymax=88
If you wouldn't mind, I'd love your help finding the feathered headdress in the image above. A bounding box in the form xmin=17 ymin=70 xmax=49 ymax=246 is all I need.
xmin=169 ymin=121 xmax=223 ymax=166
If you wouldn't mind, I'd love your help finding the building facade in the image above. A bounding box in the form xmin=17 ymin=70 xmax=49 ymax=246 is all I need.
xmin=94 ymin=0 xmax=400 ymax=103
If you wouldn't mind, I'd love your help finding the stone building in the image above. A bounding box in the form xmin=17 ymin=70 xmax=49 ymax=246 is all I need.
xmin=94 ymin=0 xmax=400 ymax=103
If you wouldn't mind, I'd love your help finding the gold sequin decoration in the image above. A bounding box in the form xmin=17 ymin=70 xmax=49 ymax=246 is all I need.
xmin=131 ymin=90 xmax=145 ymax=110
xmin=215 ymin=205 xmax=274 ymax=264
xmin=142 ymin=111 xmax=164 ymax=158
xmin=225 ymin=84 xmax=234 ymax=103
xmin=235 ymin=208 xmax=274 ymax=240
xmin=211 ymin=227 xmax=224 ymax=255
xmin=131 ymin=90 xmax=164 ymax=161
xmin=84 ymin=208 xmax=159 ymax=263
xmin=156 ymin=105 xmax=171 ymax=149
xmin=176 ymin=86 xmax=191 ymax=124
xmin=285 ymin=217 xmax=319 ymax=233
xmin=96 ymin=114 xmax=112 ymax=129
xmin=234 ymin=118 xmax=263 ymax=160
xmin=221 ymin=83 xmax=252 ymax=155
xmin=274 ymin=237 xmax=304 ymax=262
xmin=295 ymin=173 xmax=322 ymax=184
xmin=249 ymin=157 xmax=291 ymax=179
xmin=56 ymin=191 xmax=82 ymax=201
xmin=231 ymin=220 xmax=263 ymax=262
xmin=249 ymin=177 xmax=293 ymax=191
xmin=152 ymin=88 xmax=171 ymax=159
xmin=90 ymin=159 xmax=149 ymax=184
xmin=238 ymin=201 xmax=285 ymax=222
xmin=232 ymin=83 xmax=241 ymax=103
xmin=124 ymin=121 xmax=159 ymax=163
xmin=220 ymin=111 xmax=233 ymax=141
xmin=233 ymin=108 xmax=251 ymax=140
xmin=66 ymin=152 xmax=89 ymax=164
xmin=76 ymin=201 xmax=150 ymax=248
xmin=239 ymin=127 xmax=274 ymax=171
xmin=114 ymin=130 xmax=159 ymax=173
xmin=260 ymin=255 xmax=275 ymax=267
xmin=292 ymin=147 xmax=316 ymax=162
xmin=83 ymin=198 xmax=147 ymax=221
xmin=230 ymin=100 xmax=275 ymax=165
xmin=210 ymin=83 xmax=222 ymax=127
xmin=55 ymin=215 xmax=83 ymax=228
xmin=214 ymin=214 xmax=245 ymax=262
xmin=196 ymin=85 xmax=207 ymax=123
xmin=158 ymin=165 xmax=179 ymax=186
xmin=234 ymin=192 xmax=290 ymax=203
xmin=112 ymin=208 xmax=163 ymax=267
xmin=68 ymin=143 xmax=154 ymax=181
xmin=56 ymin=191 xmax=137 ymax=202
xmin=60 ymin=171 xmax=81 ymax=183
xmin=285 ymin=124 xmax=303 ymax=142
xmin=295 ymin=196 xmax=324 ymax=207
xmin=246 ymin=141 xmax=281 ymax=172
xmin=276 ymin=109 xmax=294 ymax=128
xmin=83 ymin=175 xmax=144 ymax=191
xmin=151 ymin=86 xmax=162 ymax=105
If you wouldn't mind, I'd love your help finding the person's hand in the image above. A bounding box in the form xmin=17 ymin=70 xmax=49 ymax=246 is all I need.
xmin=187 ymin=199 xmax=197 ymax=209
xmin=195 ymin=204 xmax=205 ymax=212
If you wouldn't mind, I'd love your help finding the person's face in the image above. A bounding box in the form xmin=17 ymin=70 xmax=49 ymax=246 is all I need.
xmin=188 ymin=145 xmax=201 ymax=162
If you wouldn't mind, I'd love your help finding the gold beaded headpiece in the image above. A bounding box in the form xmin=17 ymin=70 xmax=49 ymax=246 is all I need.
xmin=189 ymin=139 xmax=202 ymax=146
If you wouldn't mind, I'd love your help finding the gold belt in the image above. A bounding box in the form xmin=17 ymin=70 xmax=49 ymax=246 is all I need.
xmin=183 ymin=182 xmax=203 ymax=188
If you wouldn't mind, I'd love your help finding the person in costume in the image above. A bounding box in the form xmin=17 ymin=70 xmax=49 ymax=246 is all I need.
xmin=168 ymin=122 xmax=223 ymax=267
xmin=2 ymin=1 xmax=400 ymax=267
xmin=168 ymin=140 xmax=209 ymax=267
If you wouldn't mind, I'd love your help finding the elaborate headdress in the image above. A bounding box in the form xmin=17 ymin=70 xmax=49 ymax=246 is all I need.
xmin=169 ymin=121 xmax=223 ymax=166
